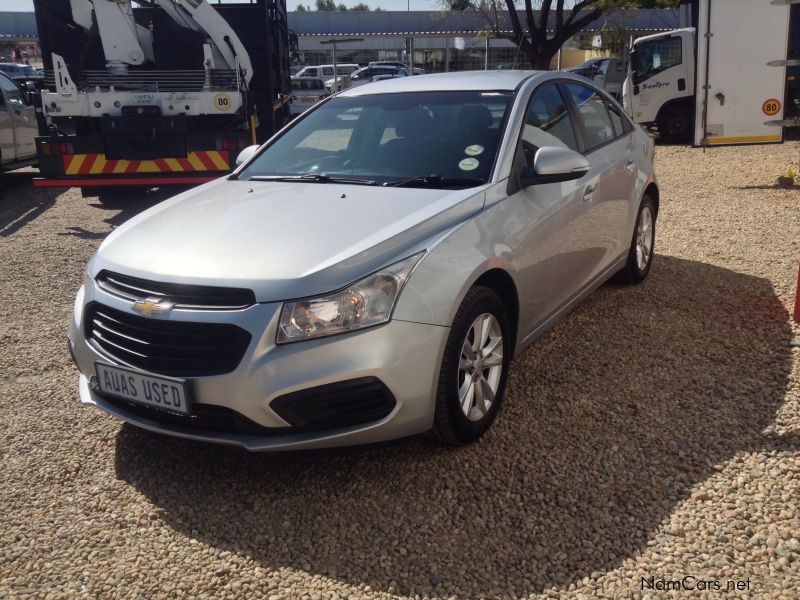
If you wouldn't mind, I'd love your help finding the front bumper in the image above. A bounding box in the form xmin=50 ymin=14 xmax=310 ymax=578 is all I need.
xmin=69 ymin=279 xmax=449 ymax=451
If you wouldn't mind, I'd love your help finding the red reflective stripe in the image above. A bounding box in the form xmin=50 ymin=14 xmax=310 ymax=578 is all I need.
xmin=103 ymin=160 xmax=118 ymax=174
xmin=195 ymin=152 xmax=217 ymax=171
xmin=154 ymin=158 xmax=171 ymax=172
xmin=126 ymin=160 xmax=141 ymax=173
xmin=178 ymin=158 xmax=195 ymax=171
xmin=62 ymin=155 xmax=72 ymax=171
xmin=33 ymin=176 xmax=219 ymax=188
xmin=80 ymin=154 xmax=98 ymax=174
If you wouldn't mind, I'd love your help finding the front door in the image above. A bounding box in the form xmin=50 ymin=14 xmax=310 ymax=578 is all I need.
xmin=0 ymin=74 xmax=36 ymax=160
xmin=507 ymin=82 xmax=601 ymax=336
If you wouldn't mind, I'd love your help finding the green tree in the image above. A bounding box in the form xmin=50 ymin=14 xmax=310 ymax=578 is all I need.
xmin=336 ymin=3 xmax=348 ymax=10
xmin=295 ymin=3 xmax=308 ymax=11
xmin=315 ymin=0 xmax=336 ymax=11
xmin=443 ymin=0 xmax=680 ymax=70
xmin=351 ymin=3 xmax=371 ymax=10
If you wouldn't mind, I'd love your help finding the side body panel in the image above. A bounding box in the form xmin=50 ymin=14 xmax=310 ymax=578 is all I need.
xmin=694 ymin=0 xmax=789 ymax=145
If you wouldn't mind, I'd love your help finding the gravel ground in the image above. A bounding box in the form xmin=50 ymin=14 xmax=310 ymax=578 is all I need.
xmin=1 ymin=142 xmax=798 ymax=599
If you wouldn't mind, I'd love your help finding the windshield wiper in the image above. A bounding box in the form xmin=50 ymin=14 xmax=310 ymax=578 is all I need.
xmin=248 ymin=174 xmax=378 ymax=186
xmin=384 ymin=175 xmax=486 ymax=189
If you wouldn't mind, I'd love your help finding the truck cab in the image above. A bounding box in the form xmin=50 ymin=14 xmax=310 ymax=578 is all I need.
xmin=626 ymin=28 xmax=695 ymax=142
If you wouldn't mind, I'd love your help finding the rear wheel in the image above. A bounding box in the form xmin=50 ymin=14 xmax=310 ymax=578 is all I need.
xmin=431 ymin=286 xmax=511 ymax=445
xmin=657 ymin=104 xmax=693 ymax=143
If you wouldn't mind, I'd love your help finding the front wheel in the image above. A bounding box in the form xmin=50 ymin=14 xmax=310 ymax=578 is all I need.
xmin=657 ymin=105 xmax=693 ymax=143
xmin=617 ymin=195 xmax=656 ymax=285
xmin=431 ymin=286 xmax=512 ymax=445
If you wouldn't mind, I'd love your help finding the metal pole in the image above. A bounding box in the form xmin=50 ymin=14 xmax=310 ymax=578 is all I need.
xmin=445 ymin=36 xmax=449 ymax=72
xmin=485 ymin=36 xmax=489 ymax=70
xmin=332 ymin=41 xmax=337 ymax=91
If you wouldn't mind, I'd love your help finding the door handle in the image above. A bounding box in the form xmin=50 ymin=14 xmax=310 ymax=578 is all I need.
xmin=583 ymin=185 xmax=595 ymax=201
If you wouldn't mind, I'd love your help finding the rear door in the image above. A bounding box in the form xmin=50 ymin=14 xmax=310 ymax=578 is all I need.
xmin=694 ymin=0 xmax=789 ymax=145
xmin=0 ymin=92 xmax=14 ymax=163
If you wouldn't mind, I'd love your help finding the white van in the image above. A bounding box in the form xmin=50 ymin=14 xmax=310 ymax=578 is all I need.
xmin=293 ymin=64 xmax=359 ymax=79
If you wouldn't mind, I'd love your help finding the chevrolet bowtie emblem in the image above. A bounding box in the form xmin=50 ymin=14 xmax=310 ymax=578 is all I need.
xmin=132 ymin=297 xmax=174 ymax=317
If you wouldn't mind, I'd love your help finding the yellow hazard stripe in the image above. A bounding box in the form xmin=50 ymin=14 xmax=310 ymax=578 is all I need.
xmin=89 ymin=155 xmax=106 ymax=175
xmin=164 ymin=158 xmax=184 ymax=172
xmin=65 ymin=154 xmax=86 ymax=175
xmin=207 ymin=151 xmax=228 ymax=170
xmin=706 ymin=135 xmax=781 ymax=144
xmin=186 ymin=152 xmax=207 ymax=171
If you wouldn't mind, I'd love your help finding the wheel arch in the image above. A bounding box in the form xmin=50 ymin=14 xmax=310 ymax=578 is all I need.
xmin=644 ymin=181 xmax=660 ymax=217
xmin=654 ymin=97 xmax=694 ymax=125
xmin=471 ymin=268 xmax=520 ymax=352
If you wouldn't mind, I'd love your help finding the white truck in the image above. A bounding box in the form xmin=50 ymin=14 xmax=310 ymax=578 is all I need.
xmin=624 ymin=0 xmax=791 ymax=145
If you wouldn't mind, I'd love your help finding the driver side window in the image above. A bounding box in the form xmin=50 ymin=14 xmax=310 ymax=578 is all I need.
xmin=517 ymin=83 xmax=578 ymax=167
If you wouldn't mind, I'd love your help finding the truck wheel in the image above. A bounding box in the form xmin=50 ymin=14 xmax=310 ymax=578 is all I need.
xmin=657 ymin=105 xmax=693 ymax=143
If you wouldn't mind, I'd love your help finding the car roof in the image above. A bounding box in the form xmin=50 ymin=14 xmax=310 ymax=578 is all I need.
xmin=338 ymin=70 xmax=545 ymax=97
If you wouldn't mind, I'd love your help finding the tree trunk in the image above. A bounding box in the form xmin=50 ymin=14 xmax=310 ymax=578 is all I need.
xmin=530 ymin=53 xmax=553 ymax=70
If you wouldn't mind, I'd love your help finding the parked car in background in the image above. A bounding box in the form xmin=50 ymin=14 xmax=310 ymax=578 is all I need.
xmin=348 ymin=65 xmax=407 ymax=87
xmin=0 ymin=63 xmax=44 ymax=83
xmin=289 ymin=77 xmax=329 ymax=116
xmin=69 ymin=71 xmax=658 ymax=451
xmin=369 ymin=61 xmax=425 ymax=75
xmin=562 ymin=58 xmax=609 ymax=79
xmin=0 ymin=71 xmax=38 ymax=195
xmin=294 ymin=63 xmax=358 ymax=80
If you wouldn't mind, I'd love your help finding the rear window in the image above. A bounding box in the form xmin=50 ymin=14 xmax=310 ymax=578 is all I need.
xmin=292 ymin=78 xmax=324 ymax=91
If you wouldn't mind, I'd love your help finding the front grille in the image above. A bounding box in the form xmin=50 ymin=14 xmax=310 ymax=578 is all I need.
xmin=271 ymin=377 xmax=396 ymax=430
xmin=96 ymin=270 xmax=255 ymax=310
xmin=85 ymin=303 xmax=251 ymax=377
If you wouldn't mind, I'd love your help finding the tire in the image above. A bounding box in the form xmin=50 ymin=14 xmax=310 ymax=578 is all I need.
xmin=617 ymin=195 xmax=656 ymax=285
xmin=431 ymin=286 xmax=512 ymax=445
xmin=657 ymin=104 xmax=693 ymax=143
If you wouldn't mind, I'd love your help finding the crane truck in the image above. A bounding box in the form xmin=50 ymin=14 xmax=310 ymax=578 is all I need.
xmin=32 ymin=0 xmax=291 ymax=193
xmin=623 ymin=0 xmax=792 ymax=145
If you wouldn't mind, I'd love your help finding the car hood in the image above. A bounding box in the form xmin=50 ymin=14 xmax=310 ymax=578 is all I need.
xmin=93 ymin=178 xmax=486 ymax=302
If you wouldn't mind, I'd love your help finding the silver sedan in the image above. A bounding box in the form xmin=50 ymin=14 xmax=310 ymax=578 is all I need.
xmin=68 ymin=70 xmax=658 ymax=450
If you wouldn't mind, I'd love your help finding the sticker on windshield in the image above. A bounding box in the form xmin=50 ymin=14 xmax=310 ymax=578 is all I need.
xmin=459 ymin=158 xmax=480 ymax=171
xmin=464 ymin=144 xmax=484 ymax=156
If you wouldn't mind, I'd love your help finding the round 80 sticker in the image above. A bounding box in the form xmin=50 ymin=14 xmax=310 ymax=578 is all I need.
xmin=762 ymin=98 xmax=781 ymax=117
xmin=214 ymin=92 xmax=234 ymax=112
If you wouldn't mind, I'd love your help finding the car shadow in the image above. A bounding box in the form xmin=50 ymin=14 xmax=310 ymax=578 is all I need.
xmin=114 ymin=255 xmax=794 ymax=597
xmin=0 ymin=171 xmax=60 ymax=237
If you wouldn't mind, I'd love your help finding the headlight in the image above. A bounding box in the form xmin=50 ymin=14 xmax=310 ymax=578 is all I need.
xmin=277 ymin=252 xmax=424 ymax=344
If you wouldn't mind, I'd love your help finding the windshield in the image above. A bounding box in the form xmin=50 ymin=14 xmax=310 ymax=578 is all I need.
xmin=239 ymin=91 xmax=514 ymax=188
xmin=631 ymin=36 xmax=682 ymax=84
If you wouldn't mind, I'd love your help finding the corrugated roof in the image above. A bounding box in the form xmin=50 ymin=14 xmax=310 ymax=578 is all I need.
xmin=0 ymin=8 xmax=681 ymax=39
xmin=288 ymin=9 xmax=681 ymax=37
xmin=0 ymin=11 xmax=37 ymax=38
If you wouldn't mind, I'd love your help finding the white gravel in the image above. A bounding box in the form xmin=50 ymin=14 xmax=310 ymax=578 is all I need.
xmin=1 ymin=142 xmax=798 ymax=599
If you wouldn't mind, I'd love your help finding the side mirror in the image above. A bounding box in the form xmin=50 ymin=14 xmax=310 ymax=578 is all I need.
xmin=235 ymin=144 xmax=259 ymax=167
xmin=519 ymin=146 xmax=591 ymax=187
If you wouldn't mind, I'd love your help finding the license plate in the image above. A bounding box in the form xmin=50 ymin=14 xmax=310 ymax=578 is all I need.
xmin=301 ymin=96 xmax=317 ymax=103
xmin=95 ymin=363 xmax=190 ymax=415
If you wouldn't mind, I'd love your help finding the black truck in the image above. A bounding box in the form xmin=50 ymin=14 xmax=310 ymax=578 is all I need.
xmin=32 ymin=0 xmax=291 ymax=192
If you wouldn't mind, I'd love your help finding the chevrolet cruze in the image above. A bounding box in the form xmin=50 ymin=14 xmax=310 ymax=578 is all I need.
xmin=68 ymin=71 xmax=658 ymax=450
